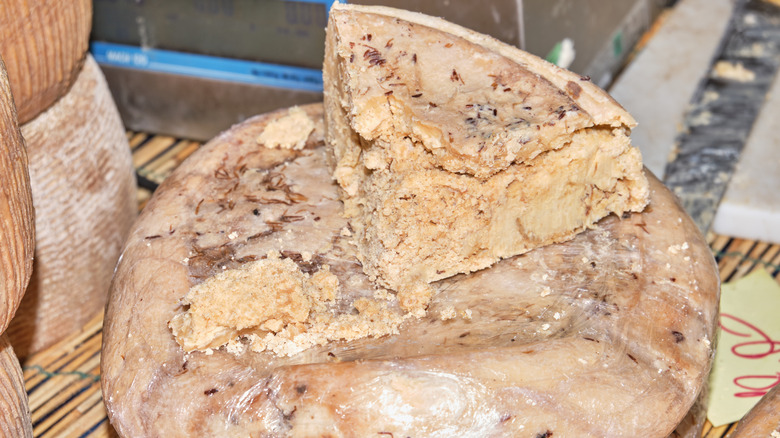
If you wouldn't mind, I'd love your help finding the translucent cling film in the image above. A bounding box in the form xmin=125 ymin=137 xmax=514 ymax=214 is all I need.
xmin=101 ymin=105 xmax=719 ymax=437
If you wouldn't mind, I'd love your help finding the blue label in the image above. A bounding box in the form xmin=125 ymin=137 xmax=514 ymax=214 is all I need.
xmin=298 ymin=0 xmax=338 ymax=6
xmin=91 ymin=42 xmax=324 ymax=92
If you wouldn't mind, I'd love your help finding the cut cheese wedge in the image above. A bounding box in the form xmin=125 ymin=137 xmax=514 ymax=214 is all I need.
xmin=324 ymin=3 xmax=649 ymax=290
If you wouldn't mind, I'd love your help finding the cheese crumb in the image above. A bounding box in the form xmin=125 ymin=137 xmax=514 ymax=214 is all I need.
xmin=462 ymin=309 xmax=473 ymax=320
xmin=373 ymin=288 xmax=395 ymax=301
xmin=225 ymin=339 xmax=246 ymax=355
xmin=397 ymin=282 xmax=435 ymax=317
xmin=228 ymin=231 xmax=238 ymax=240
xmin=257 ymin=106 xmax=315 ymax=150
xmin=169 ymin=254 xmax=416 ymax=357
xmin=439 ymin=306 xmax=457 ymax=320
xmin=540 ymin=287 xmax=552 ymax=297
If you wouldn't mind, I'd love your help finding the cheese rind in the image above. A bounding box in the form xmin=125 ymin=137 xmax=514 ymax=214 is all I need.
xmin=0 ymin=0 xmax=92 ymax=123
xmin=0 ymin=335 xmax=32 ymax=437
xmin=7 ymin=56 xmax=137 ymax=357
xmin=101 ymin=105 xmax=719 ymax=438
xmin=0 ymin=57 xmax=34 ymax=335
xmin=324 ymin=4 xmax=649 ymax=290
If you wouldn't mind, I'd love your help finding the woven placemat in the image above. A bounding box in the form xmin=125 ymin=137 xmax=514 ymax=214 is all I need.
xmin=21 ymin=132 xmax=780 ymax=437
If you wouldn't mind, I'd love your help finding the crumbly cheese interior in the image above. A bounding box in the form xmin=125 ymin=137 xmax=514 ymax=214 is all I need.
xmin=169 ymin=252 xmax=415 ymax=357
xmin=350 ymin=128 xmax=647 ymax=287
xmin=324 ymin=6 xmax=649 ymax=290
xmin=257 ymin=106 xmax=315 ymax=150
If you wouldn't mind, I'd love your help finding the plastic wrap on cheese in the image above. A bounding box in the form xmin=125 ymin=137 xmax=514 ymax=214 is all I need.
xmin=101 ymin=105 xmax=719 ymax=437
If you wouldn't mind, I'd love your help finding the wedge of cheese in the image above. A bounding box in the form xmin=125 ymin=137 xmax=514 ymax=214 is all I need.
xmin=324 ymin=3 xmax=649 ymax=290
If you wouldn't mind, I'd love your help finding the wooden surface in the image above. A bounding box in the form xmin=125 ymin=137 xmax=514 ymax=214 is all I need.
xmin=14 ymin=130 xmax=780 ymax=437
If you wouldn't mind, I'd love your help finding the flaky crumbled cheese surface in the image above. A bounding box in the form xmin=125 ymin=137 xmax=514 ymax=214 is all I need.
xmin=439 ymin=305 xmax=457 ymax=320
xmin=256 ymin=106 xmax=314 ymax=150
xmin=169 ymin=252 xmax=441 ymax=357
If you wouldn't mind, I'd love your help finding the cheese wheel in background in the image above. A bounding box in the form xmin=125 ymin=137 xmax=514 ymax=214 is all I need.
xmin=0 ymin=57 xmax=35 ymax=335
xmin=7 ymin=55 xmax=137 ymax=358
xmin=0 ymin=335 xmax=32 ymax=437
xmin=729 ymin=384 xmax=780 ymax=438
xmin=0 ymin=0 xmax=92 ymax=124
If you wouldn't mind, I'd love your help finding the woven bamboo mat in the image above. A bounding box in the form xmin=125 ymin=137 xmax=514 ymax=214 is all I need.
xmin=19 ymin=131 xmax=780 ymax=437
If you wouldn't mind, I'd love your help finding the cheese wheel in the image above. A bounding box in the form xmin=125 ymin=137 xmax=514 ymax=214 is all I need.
xmin=102 ymin=105 xmax=719 ymax=437
xmin=0 ymin=57 xmax=35 ymax=334
xmin=0 ymin=0 xmax=92 ymax=124
xmin=730 ymin=384 xmax=780 ymax=438
xmin=8 ymin=55 xmax=137 ymax=357
xmin=667 ymin=387 xmax=708 ymax=438
xmin=0 ymin=335 xmax=32 ymax=437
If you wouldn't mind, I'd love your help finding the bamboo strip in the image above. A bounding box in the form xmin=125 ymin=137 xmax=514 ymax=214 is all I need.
xmin=131 ymin=135 xmax=177 ymax=169
xmin=24 ymin=330 xmax=101 ymax=395
xmin=49 ymin=395 xmax=111 ymax=438
xmin=32 ymin=379 xmax=99 ymax=436
xmin=709 ymin=234 xmax=731 ymax=255
xmin=35 ymin=377 xmax=102 ymax=438
xmin=144 ymin=140 xmax=201 ymax=181
xmin=761 ymin=244 xmax=780 ymax=268
xmin=128 ymin=133 xmax=148 ymax=149
xmin=734 ymin=242 xmax=770 ymax=279
xmin=718 ymin=239 xmax=757 ymax=281
xmin=701 ymin=420 xmax=714 ymax=436
xmin=705 ymin=422 xmax=732 ymax=437
xmin=27 ymin=347 xmax=100 ymax=414
xmin=770 ymin=249 xmax=780 ymax=274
